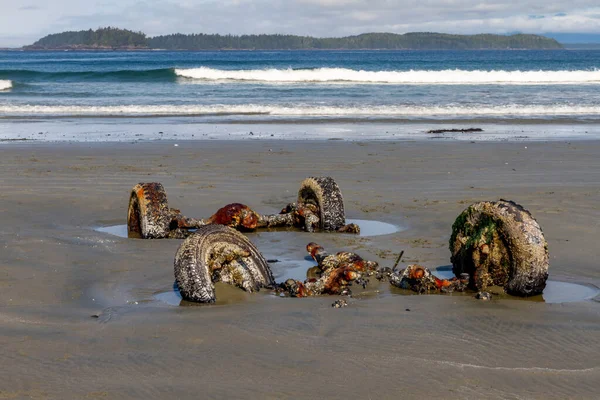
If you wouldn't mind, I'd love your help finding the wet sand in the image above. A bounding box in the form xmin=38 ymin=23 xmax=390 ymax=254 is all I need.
xmin=1 ymin=139 xmax=599 ymax=399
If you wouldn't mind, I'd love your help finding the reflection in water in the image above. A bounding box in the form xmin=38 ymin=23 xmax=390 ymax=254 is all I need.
xmin=271 ymin=258 xmax=319 ymax=282
xmin=154 ymin=287 xmax=183 ymax=306
xmin=346 ymin=219 xmax=403 ymax=236
xmin=154 ymin=282 xmax=257 ymax=306
xmin=96 ymin=224 xmax=129 ymax=238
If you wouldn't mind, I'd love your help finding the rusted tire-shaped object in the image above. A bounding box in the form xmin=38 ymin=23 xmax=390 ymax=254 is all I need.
xmin=127 ymin=183 xmax=172 ymax=239
xmin=449 ymin=200 xmax=549 ymax=296
xmin=297 ymin=177 xmax=346 ymax=231
xmin=174 ymin=225 xmax=275 ymax=303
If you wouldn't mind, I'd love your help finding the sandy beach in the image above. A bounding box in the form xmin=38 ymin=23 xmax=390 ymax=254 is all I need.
xmin=1 ymin=139 xmax=599 ymax=399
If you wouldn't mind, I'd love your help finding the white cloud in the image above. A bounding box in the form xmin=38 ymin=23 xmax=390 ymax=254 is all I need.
xmin=0 ymin=0 xmax=599 ymax=46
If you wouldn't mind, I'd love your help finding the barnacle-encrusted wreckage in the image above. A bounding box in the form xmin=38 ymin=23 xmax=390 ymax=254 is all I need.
xmin=126 ymin=178 xmax=549 ymax=303
xmin=127 ymin=177 xmax=359 ymax=239
xmin=171 ymin=202 xmax=549 ymax=303
xmin=449 ymin=200 xmax=549 ymax=296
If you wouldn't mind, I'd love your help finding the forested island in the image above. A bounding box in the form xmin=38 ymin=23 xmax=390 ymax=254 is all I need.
xmin=25 ymin=28 xmax=147 ymax=50
xmin=24 ymin=27 xmax=563 ymax=50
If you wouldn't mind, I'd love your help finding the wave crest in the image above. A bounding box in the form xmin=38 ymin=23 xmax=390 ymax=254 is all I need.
xmin=0 ymin=80 xmax=12 ymax=91
xmin=175 ymin=67 xmax=600 ymax=85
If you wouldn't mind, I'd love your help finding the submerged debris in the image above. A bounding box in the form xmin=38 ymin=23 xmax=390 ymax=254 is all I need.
xmin=427 ymin=128 xmax=484 ymax=134
xmin=128 ymin=177 xmax=359 ymax=239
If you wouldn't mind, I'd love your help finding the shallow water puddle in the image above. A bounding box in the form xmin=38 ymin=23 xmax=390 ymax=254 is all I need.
xmin=270 ymin=258 xmax=318 ymax=281
xmin=433 ymin=268 xmax=599 ymax=304
xmin=153 ymin=287 xmax=183 ymax=306
xmin=94 ymin=219 xmax=403 ymax=239
xmin=95 ymin=224 xmax=129 ymax=237
xmin=154 ymin=282 xmax=256 ymax=306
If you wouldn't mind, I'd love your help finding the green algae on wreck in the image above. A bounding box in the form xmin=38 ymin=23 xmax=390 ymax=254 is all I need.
xmin=450 ymin=200 xmax=549 ymax=297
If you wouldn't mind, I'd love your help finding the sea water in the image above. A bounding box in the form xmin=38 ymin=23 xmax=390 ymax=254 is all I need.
xmin=1 ymin=50 xmax=600 ymax=140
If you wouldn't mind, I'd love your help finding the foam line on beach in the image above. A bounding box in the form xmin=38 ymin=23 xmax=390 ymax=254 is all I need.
xmin=0 ymin=80 xmax=12 ymax=91
xmin=174 ymin=67 xmax=600 ymax=85
xmin=2 ymin=104 xmax=600 ymax=117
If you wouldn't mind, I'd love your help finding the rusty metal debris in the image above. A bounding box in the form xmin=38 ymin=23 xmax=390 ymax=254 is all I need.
xmin=277 ymin=242 xmax=379 ymax=298
xmin=128 ymin=177 xmax=359 ymax=239
xmin=273 ymin=244 xmax=470 ymax=299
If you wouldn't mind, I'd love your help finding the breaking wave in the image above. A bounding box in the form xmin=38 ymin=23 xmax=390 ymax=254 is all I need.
xmin=0 ymin=80 xmax=12 ymax=91
xmin=2 ymin=104 xmax=600 ymax=117
xmin=3 ymin=68 xmax=600 ymax=85
xmin=174 ymin=67 xmax=600 ymax=85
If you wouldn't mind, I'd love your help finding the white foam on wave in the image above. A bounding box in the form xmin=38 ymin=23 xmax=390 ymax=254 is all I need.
xmin=0 ymin=80 xmax=12 ymax=91
xmin=2 ymin=103 xmax=600 ymax=117
xmin=174 ymin=67 xmax=600 ymax=85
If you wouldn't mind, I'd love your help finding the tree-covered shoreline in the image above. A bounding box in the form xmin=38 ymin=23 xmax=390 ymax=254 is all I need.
xmin=24 ymin=27 xmax=563 ymax=50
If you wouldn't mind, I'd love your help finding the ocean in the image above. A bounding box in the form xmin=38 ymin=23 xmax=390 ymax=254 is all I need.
xmin=1 ymin=49 xmax=600 ymax=141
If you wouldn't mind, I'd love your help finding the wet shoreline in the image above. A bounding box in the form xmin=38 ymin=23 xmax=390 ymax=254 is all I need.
xmin=3 ymin=120 xmax=600 ymax=143
xmin=1 ymin=139 xmax=599 ymax=398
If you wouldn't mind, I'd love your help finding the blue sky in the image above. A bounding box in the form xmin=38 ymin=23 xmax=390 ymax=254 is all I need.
xmin=1 ymin=0 xmax=600 ymax=46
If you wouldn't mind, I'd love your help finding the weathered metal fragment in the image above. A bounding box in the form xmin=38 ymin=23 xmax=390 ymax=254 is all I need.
xmin=449 ymin=200 xmax=549 ymax=296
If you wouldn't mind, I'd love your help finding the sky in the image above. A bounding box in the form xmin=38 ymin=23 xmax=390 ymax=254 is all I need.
xmin=1 ymin=0 xmax=600 ymax=47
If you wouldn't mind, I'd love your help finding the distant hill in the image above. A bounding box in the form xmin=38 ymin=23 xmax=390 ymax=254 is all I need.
xmin=24 ymin=27 xmax=563 ymax=50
